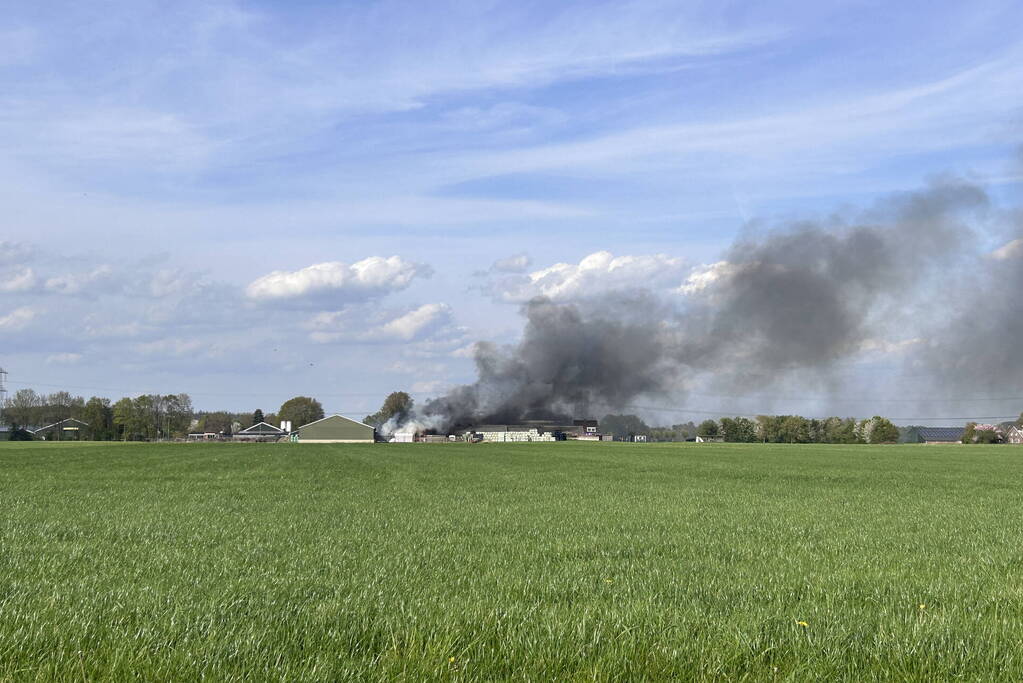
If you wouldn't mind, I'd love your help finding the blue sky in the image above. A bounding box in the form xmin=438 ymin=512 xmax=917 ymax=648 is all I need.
xmin=1 ymin=0 xmax=1021 ymax=420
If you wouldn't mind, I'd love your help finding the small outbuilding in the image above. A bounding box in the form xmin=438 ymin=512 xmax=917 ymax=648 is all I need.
xmin=31 ymin=418 xmax=89 ymax=441
xmin=295 ymin=414 xmax=375 ymax=443
xmin=915 ymin=427 xmax=965 ymax=444
xmin=1007 ymin=426 xmax=1023 ymax=445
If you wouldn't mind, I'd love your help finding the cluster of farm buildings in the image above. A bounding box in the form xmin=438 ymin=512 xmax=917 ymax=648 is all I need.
xmin=14 ymin=415 xmax=652 ymax=443
xmin=13 ymin=416 xmax=1023 ymax=445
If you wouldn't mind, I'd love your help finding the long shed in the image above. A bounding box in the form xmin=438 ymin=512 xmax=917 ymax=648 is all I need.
xmin=296 ymin=415 xmax=375 ymax=443
xmin=916 ymin=427 xmax=965 ymax=444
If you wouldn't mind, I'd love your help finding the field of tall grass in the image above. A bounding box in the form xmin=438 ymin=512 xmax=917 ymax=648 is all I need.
xmin=1 ymin=440 xmax=1022 ymax=680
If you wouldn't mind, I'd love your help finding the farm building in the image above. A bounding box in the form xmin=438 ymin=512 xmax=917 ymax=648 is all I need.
xmin=1007 ymin=426 xmax=1023 ymax=445
xmin=295 ymin=414 xmax=375 ymax=443
xmin=915 ymin=427 xmax=965 ymax=444
xmin=462 ymin=425 xmax=558 ymax=442
xmin=233 ymin=421 xmax=288 ymax=441
xmin=186 ymin=432 xmax=219 ymax=441
xmin=30 ymin=418 xmax=89 ymax=441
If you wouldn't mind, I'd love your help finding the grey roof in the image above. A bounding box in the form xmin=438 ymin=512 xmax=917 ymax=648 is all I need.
xmin=31 ymin=418 xmax=90 ymax=433
xmin=237 ymin=421 xmax=285 ymax=435
xmin=917 ymin=427 xmax=965 ymax=442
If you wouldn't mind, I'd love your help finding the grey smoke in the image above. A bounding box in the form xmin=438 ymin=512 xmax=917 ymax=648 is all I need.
xmin=422 ymin=176 xmax=1012 ymax=430
xmin=680 ymin=178 xmax=988 ymax=379
xmin=425 ymin=292 xmax=679 ymax=429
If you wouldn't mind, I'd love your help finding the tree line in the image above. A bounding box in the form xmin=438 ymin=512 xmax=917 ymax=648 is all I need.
xmin=2 ymin=389 xmax=327 ymax=441
xmin=601 ymin=413 xmax=902 ymax=443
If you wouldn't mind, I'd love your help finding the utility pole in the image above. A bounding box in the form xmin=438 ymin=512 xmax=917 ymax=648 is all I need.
xmin=0 ymin=367 xmax=7 ymax=425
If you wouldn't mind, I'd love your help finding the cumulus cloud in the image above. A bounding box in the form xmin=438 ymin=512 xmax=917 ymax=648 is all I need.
xmin=0 ymin=267 xmax=36 ymax=292
xmin=492 ymin=251 xmax=686 ymax=302
xmin=379 ymin=303 xmax=453 ymax=341
xmin=246 ymin=256 xmax=429 ymax=305
xmin=678 ymin=261 xmax=740 ymax=295
xmin=0 ymin=307 xmax=35 ymax=330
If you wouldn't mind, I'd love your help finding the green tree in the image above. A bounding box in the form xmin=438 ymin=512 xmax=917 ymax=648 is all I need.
xmin=82 ymin=397 xmax=114 ymax=440
xmin=5 ymin=389 xmax=43 ymax=428
xmin=721 ymin=416 xmax=756 ymax=442
xmin=867 ymin=417 xmax=899 ymax=444
xmin=252 ymin=408 xmax=264 ymax=426
xmin=163 ymin=394 xmax=194 ymax=438
xmin=197 ymin=411 xmax=234 ymax=435
xmin=113 ymin=397 xmax=140 ymax=441
xmin=975 ymin=427 xmax=1001 ymax=444
xmin=778 ymin=416 xmax=810 ymax=443
xmin=364 ymin=392 xmax=414 ymax=429
xmin=279 ymin=396 xmax=324 ymax=429
xmin=962 ymin=422 xmax=977 ymax=444
xmin=756 ymin=415 xmax=780 ymax=442
xmin=7 ymin=423 xmax=33 ymax=441
xmin=697 ymin=419 xmax=720 ymax=438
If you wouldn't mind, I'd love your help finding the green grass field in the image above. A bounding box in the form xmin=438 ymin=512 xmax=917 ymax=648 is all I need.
xmin=2 ymin=441 xmax=1022 ymax=681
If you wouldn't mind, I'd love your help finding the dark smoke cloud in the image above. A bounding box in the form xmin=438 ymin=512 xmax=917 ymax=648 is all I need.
xmin=418 ymin=176 xmax=1013 ymax=430
xmin=424 ymin=292 xmax=679 ymax=429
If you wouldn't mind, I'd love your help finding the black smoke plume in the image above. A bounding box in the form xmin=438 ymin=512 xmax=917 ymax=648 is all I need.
xmin=418 ymin=176 xmax=1017 ymax=431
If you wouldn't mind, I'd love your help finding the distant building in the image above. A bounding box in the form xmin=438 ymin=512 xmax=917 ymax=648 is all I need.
xmin=186 ymin=432 xmax=219 ymax=441
xmin=1007 ymin=426 xmax=1023 ymax=445
xmin=462 ymin=425 xmax=557 ymax=442
xmin=915 ymin=427 xmax=965 ymax=444
xmin=233 ymin=421 xmax=288 ymax=441
xmin=295 ymin=415 xmax=375 ymax=443
xmin=30 ymin=418 xmax=89 ymax=441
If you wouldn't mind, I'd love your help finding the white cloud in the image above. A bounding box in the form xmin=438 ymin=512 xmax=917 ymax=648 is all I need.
xmin=496 ymin=251 xmax=686 ymax=302
xmin=379 ymin=303 xmax=452 ymax=341
xmin=678 ymin=261 xmax=739 ymax=295
xmin=990 ymin=238 xmax=1023 ymax=261
xmin=307 ymin=303 xmax=456 ymax=344
xmin=246 ymin=256 xmax=428 ymax=304
xmin=450 ymin=342 xmax=481 ymax=359
xmin=0 ymin=267 xmax=36 ymax=292
xmin=0 ymin=307 xmax=35 ymax=330
xmin=44 ymin=265 xmax=115 ymax=295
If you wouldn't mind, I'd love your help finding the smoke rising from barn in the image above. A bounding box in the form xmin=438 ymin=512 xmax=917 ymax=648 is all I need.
xmin=417 ymin=175 xmax=1018 ymax=431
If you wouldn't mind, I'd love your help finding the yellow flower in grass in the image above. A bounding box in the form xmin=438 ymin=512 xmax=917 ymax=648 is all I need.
xmin=918 ymin=603 xmax=926 ymax=610
xmin=449 ymin=657 xmax=456 ymax=663
xmin=604 ymin=579 xmax=613 ymax=584
xmin=796 ymin=621 xmax=808 ymax=628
